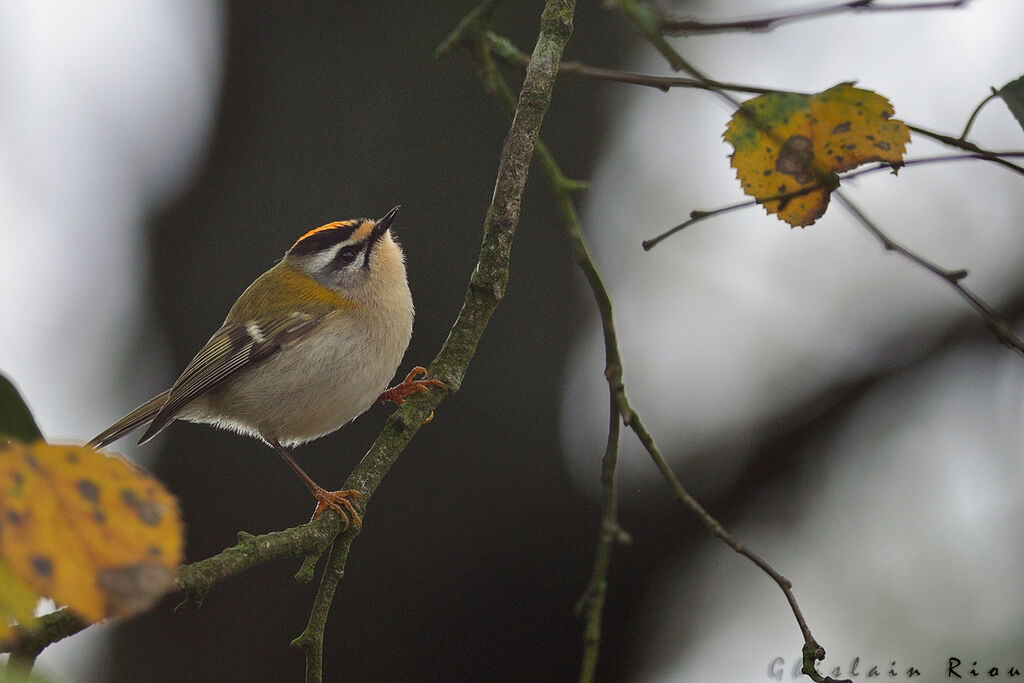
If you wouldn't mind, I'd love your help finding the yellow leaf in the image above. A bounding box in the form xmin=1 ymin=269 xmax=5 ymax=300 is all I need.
xmin=724 ymin=83 xmax=910 ymax=227
xmin=0 ymin=440 xmax=183 ymax=624
xmin=0 ymin=558 xmax=40 ymax=646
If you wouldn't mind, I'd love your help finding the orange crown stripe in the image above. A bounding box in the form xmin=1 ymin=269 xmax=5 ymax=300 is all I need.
xmin=291 ymin=220 xmax=358 ymax=250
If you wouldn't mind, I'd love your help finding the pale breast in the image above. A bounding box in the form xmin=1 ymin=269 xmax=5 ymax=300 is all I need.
xmin=196 ymin=301 xmax=413 ymax=446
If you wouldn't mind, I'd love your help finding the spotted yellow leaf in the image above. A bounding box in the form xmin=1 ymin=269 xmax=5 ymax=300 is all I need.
xmin=724 ymin=83 xmax=910 ymax=227
xmin=0 ymin=440 xmax=183 ymax=625
xmin=0 ymin=558 xmax=40 ymax=646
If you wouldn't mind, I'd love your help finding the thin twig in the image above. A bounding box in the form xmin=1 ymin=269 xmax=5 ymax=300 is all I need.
xmin=616 ymin=404 xmax=842 ymax=682
xmin=484 ymin=9 xmax=844 ymax=680
xmin=834 ymin=191 xmax=1024 ymax=354
xmin=290 ymin=534 xmax=355 ymax=683
xmin=612 ymin=2 xmax=1024 ymax=361
xmin=460 ymin=22 xmax=626 ymax=682
xmin=643 ymin=201 xmax=757 ymax=249
xmin=576 ymin=397 xmax=624 ymax=683
xmin=907 ymin=124 xmax=1024 ymax=176
xmin=658 ymin=0 xmax=970 ymax=36
xmin=642 ymin=152 xmax=1024 ymax=249
xmin=616 ymin=4 xmax=857 ymax=681
xmin=489 ymin=34 xmax=1024 ymax=180
xmin=487 ymin=32 xmax=790 ymax=96
xmin=960 ymin=89 xmax=1000 ymax=140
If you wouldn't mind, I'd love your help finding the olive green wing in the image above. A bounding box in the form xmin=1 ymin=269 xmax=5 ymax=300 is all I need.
xmin=136 ymin=311 xmax=329 ymax=444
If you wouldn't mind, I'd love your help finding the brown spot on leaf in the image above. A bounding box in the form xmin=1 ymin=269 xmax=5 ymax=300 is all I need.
xmin=831 ymin=121 xmax=851 ymax=134
xmin=31 ymin=555 xmax=53 ymax=578
xmin=6 ymin=510 xmax=22 ymax=525
xmin=66 ymin=451 xmax=80 ymax=463
xmin=121 ymin=487 xmax=164 ymax=525
xmin=874 ymin=141 xmax=891 ymax=151
xmin=98 ymin=564 xmax=175 ymax=617
xmin=135 ymin=501 xmax=163 ymax=526
xmin=77 ymin=479 xmax=100 ymax=503
xmin=775 ymin=135 xmax=815 ymax=184
xmin=23 ymin=453 xmax=40 ymax=470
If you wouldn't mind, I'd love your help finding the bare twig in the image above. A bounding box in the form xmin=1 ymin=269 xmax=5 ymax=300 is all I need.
xmin=615 ymin=4 xmax=863 ymax=682
xmin=490 ymin=35 xmax=1024 ymax=181
xmin=834 ymin=191 xmax=1024 ymax=354
xmin=643 ymin=201 xmax=757 ymax=249
xmin=487 ymin=32 xmax=789 ymax=96
xmin=468 ymin=9 xmax=851 ymax=681
xmin=642 ymin=152 xmax=1024 ymax=249
xmin=290 ymin=534 xmax=355 ymax=683
xmin=576 ymin=397 xmax=625 ymax=683
xmin=658 ymin=0 xmax=970 ymax=36
xmin=616 ymin=0 xmax=1024 ymax=364
xmin=907 ymin=124 xmax=1024 ymax=176
xmin=960 ymin=89 xmax=1000 ymax=140
xmin=449 ymin=17 xmax=626 ymax=683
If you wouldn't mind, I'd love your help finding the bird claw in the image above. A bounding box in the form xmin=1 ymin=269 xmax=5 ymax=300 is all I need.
xmin=309 ymin=486 xmax=363 ymax=531
xmin=377 ymin=366 xmax=446 ymax=408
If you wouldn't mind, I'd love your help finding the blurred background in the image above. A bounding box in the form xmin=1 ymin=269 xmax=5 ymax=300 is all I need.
xmin=2 ymin=0 xmax=1023 ymax=681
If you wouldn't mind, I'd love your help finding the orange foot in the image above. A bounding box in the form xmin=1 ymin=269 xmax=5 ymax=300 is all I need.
xmin=377 ymin=367 xmax=446 ymax=416
xmin=310 ymin=485 xmax=363 ymax=531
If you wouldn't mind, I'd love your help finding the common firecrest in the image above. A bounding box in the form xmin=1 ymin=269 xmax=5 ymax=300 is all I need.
xmin=89 ymin=206 xmax=444 ymax=529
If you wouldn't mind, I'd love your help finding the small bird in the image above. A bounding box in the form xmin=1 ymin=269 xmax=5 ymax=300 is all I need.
xmin=88 ymin=206 xmax=443 ymax=530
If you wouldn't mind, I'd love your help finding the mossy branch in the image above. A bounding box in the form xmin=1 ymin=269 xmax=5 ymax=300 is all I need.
xmin=5 ymin=1 xmax=577 ymax=677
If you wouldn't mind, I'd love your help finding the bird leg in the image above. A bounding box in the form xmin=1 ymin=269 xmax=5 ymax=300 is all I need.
xmin=376 ymin=366 xmax=445 ymax=415
xmin=270 ymin=439 xmax=362 ymax=530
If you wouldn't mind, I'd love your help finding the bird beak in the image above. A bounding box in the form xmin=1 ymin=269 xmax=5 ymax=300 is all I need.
xmin=363 ymin=205 xmax=400 ymax=268
xmin=371 ymin=205 xmax=400 ymax=241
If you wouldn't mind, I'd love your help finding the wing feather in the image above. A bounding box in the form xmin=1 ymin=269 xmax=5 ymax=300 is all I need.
xmin=137 ymin=312 xmax=329 ymax=443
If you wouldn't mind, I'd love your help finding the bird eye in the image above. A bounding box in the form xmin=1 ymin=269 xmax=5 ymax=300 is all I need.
xmin=336 ymin=246 xmax=359 ymax=264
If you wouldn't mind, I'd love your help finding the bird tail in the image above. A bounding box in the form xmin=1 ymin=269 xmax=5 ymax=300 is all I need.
xmin=87 ymin=390 xmax=171 ymax=449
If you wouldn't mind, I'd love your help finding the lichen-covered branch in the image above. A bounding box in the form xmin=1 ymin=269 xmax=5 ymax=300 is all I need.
xmin=6 ymin=1 xmax=578 ymax=676
xmin=288 ymin=1 xmax=578 ymax=680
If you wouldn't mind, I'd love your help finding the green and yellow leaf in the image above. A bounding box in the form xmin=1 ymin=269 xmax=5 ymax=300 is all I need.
xmin=724 ymin=83 xmax=910 ymax=227
xmin=0 ymin=440 xmax=183 ymax=626
xmin=0 ymin=558 xmax=40 ymax=645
